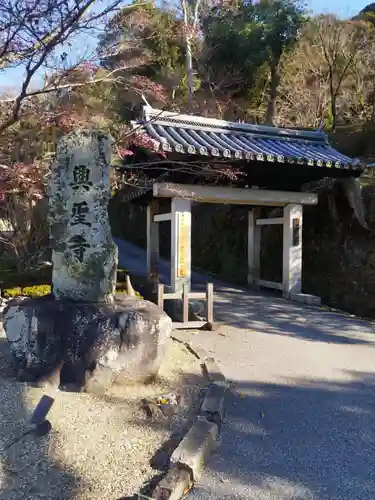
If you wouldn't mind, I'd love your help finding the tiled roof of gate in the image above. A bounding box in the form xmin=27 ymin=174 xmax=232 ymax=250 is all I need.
xmin=131 ymin=105 xmax=363 ymax=171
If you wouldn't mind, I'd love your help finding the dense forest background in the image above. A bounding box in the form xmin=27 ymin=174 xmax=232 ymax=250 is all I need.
xmin=2 ymin=0 xmax=375 ymax=315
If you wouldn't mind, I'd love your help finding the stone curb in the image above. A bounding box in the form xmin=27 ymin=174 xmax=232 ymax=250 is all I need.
xmin=150 ymin=468 xmax=192 ymax=500
xmin=202 ymin=357 xmax=227 ymax=386
xmin=144 ymin=337 xmax=228 ymax=500
xmin=200 ymin=382 xmax=227 ymax=429
xmin=169 ymin=416 xmax=219 ymax=482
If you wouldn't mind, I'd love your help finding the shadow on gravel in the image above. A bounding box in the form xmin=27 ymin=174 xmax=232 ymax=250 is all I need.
xmin=1 ymin=331 xmax=207 ymax=500
xmin=185 ymin=370 xmax=375 ymax=500
xmin=119 ymin=370 xmax=207 ymax=499
xmin=0 ymin=338 xmax=78 ymax=500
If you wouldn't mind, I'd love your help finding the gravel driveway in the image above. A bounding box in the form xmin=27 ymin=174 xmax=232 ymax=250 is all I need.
xmin=0 ymin=335 xmax=205 ymax=500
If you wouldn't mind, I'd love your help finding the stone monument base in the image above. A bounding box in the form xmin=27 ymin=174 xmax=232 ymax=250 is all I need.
xmin=3 ymin=295 xmax=172 ymax=393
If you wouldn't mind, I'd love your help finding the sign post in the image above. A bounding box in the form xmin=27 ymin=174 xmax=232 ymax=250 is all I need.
xmin=171 ymin=198 xmax=191 ymax=292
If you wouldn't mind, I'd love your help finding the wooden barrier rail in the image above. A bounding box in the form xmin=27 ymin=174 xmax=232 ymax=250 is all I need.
xmin=157 ymin=283 xmax=214 ymax=330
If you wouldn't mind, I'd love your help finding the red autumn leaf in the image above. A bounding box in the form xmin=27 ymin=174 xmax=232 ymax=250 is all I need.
xmin=118 ymin=148 xmax=134 ymax=157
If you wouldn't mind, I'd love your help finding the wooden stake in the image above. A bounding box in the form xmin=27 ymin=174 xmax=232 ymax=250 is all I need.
xmin=157 ymin=284 xmax=164 ymax=310
xmin=183 ymin=283 xmax=189 ymax=323
xmin=206 ymin=283 xmax=214 ymax=330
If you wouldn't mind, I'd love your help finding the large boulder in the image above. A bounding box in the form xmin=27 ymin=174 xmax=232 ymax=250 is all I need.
xmin=3 ymin=295 xmax=172 ymax=392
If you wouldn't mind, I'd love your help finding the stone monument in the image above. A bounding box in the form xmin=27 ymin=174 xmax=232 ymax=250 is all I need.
xmin=3 ymin=129 xmax=172 ymax=392
xmin=49 ymin=129 xmax=118 ymax=302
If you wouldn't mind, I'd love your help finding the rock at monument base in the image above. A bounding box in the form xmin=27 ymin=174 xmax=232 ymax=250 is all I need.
xmin=3 ymin=295 xmax=172 ymax=392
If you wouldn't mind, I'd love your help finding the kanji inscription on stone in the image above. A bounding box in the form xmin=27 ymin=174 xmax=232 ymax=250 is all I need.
xmin=71 ymin=201 xmax=91 ymax=227
xmin=69 ymin=164 xmax=93 ymax=191
xmin=68 ymin=234 xmax=90 ymax=262
xmin=49 ymin=129 xmax=118 ymax=302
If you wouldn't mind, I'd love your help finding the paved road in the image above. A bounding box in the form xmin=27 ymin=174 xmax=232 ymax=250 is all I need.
xmin=115 ymin=239 xmax=375 ymax=500
xmin=115 ymin=238 xmax=225 ymax=288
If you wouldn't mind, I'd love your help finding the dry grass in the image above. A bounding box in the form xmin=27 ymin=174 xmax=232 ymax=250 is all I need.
xmin=0 ymin=334 xmax=205 ymax=500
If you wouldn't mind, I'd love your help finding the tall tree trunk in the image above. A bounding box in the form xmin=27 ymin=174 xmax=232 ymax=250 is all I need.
xmin=181 ymin=0 xmax=201 ymax=111
xmin=330 ymin=94 xmax=337 ymax=132
xmin=185 ymin=33 xmax=194 ymax=111
xmin=265 ymin=61 xmax=280 ymax=125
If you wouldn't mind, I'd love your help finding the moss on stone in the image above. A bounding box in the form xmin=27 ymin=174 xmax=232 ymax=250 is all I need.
xmin=84 ymin=253 xmax=107 ymax=280
xmin=66 ymin=261 xmax=84 ymax=276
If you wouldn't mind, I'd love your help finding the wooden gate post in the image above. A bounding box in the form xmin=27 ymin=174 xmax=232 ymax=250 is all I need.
xmin=146 ymin=200 xmax=160 ymax=279
xmin=247 ymin=208 xmax=261 ymax=286
xmin=283 ymin=203 xmax=303 ymax=297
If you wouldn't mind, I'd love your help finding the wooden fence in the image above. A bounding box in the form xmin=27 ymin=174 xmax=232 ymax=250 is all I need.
xmin=157 ymin=283 xmax=214 ymax=330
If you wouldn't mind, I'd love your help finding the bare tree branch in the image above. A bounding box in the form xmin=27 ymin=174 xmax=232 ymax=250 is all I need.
xmin=0 ymin=67 xmax=128 ymax=103
xmin=0 ymin=0 xmax=132 ymax=134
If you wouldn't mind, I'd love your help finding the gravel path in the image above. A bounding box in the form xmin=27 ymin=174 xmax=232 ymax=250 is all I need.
xmin=0 ymin=335 xmax=205 ymax=500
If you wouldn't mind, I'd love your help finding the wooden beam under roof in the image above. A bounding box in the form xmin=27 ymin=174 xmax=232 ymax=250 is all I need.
xmin=153 ymin=183 xmax=318 ymax=206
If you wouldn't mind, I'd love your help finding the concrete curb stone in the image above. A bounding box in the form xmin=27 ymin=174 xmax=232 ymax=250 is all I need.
xmin=151 ymin=468 xmax=192 ymax=500
xmin=202 ymin=357 xmax=227 ymax=385
xmin=199 ymin=382 xmax=227 ymax=429
xmin=136 ymin=336 xmax=228 ymax=500
xmin=170 ymin=336 xmax=228 ymax=387
xmin=169 ymin=416 xmax=219 ymax=482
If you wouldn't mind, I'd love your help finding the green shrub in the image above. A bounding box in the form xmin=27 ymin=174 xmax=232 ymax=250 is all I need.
xmin=115 ymin=283 xmax=143 ymax=298
xmin=23 ymin=285 xmax=52 ymax=297
xmin=3 ymin=282 xmax=142 ymax=299
xmin=3 ymin=287 xmax=23 ymax=298
xmin=3 ymin=285 xmax=51 ymax=298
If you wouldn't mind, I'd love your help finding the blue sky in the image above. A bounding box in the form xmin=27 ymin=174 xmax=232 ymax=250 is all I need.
xmin=0 ymin=0 xmax=371 ymax=91
xmin=310 ymin=0 xmax=369 ymax=17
